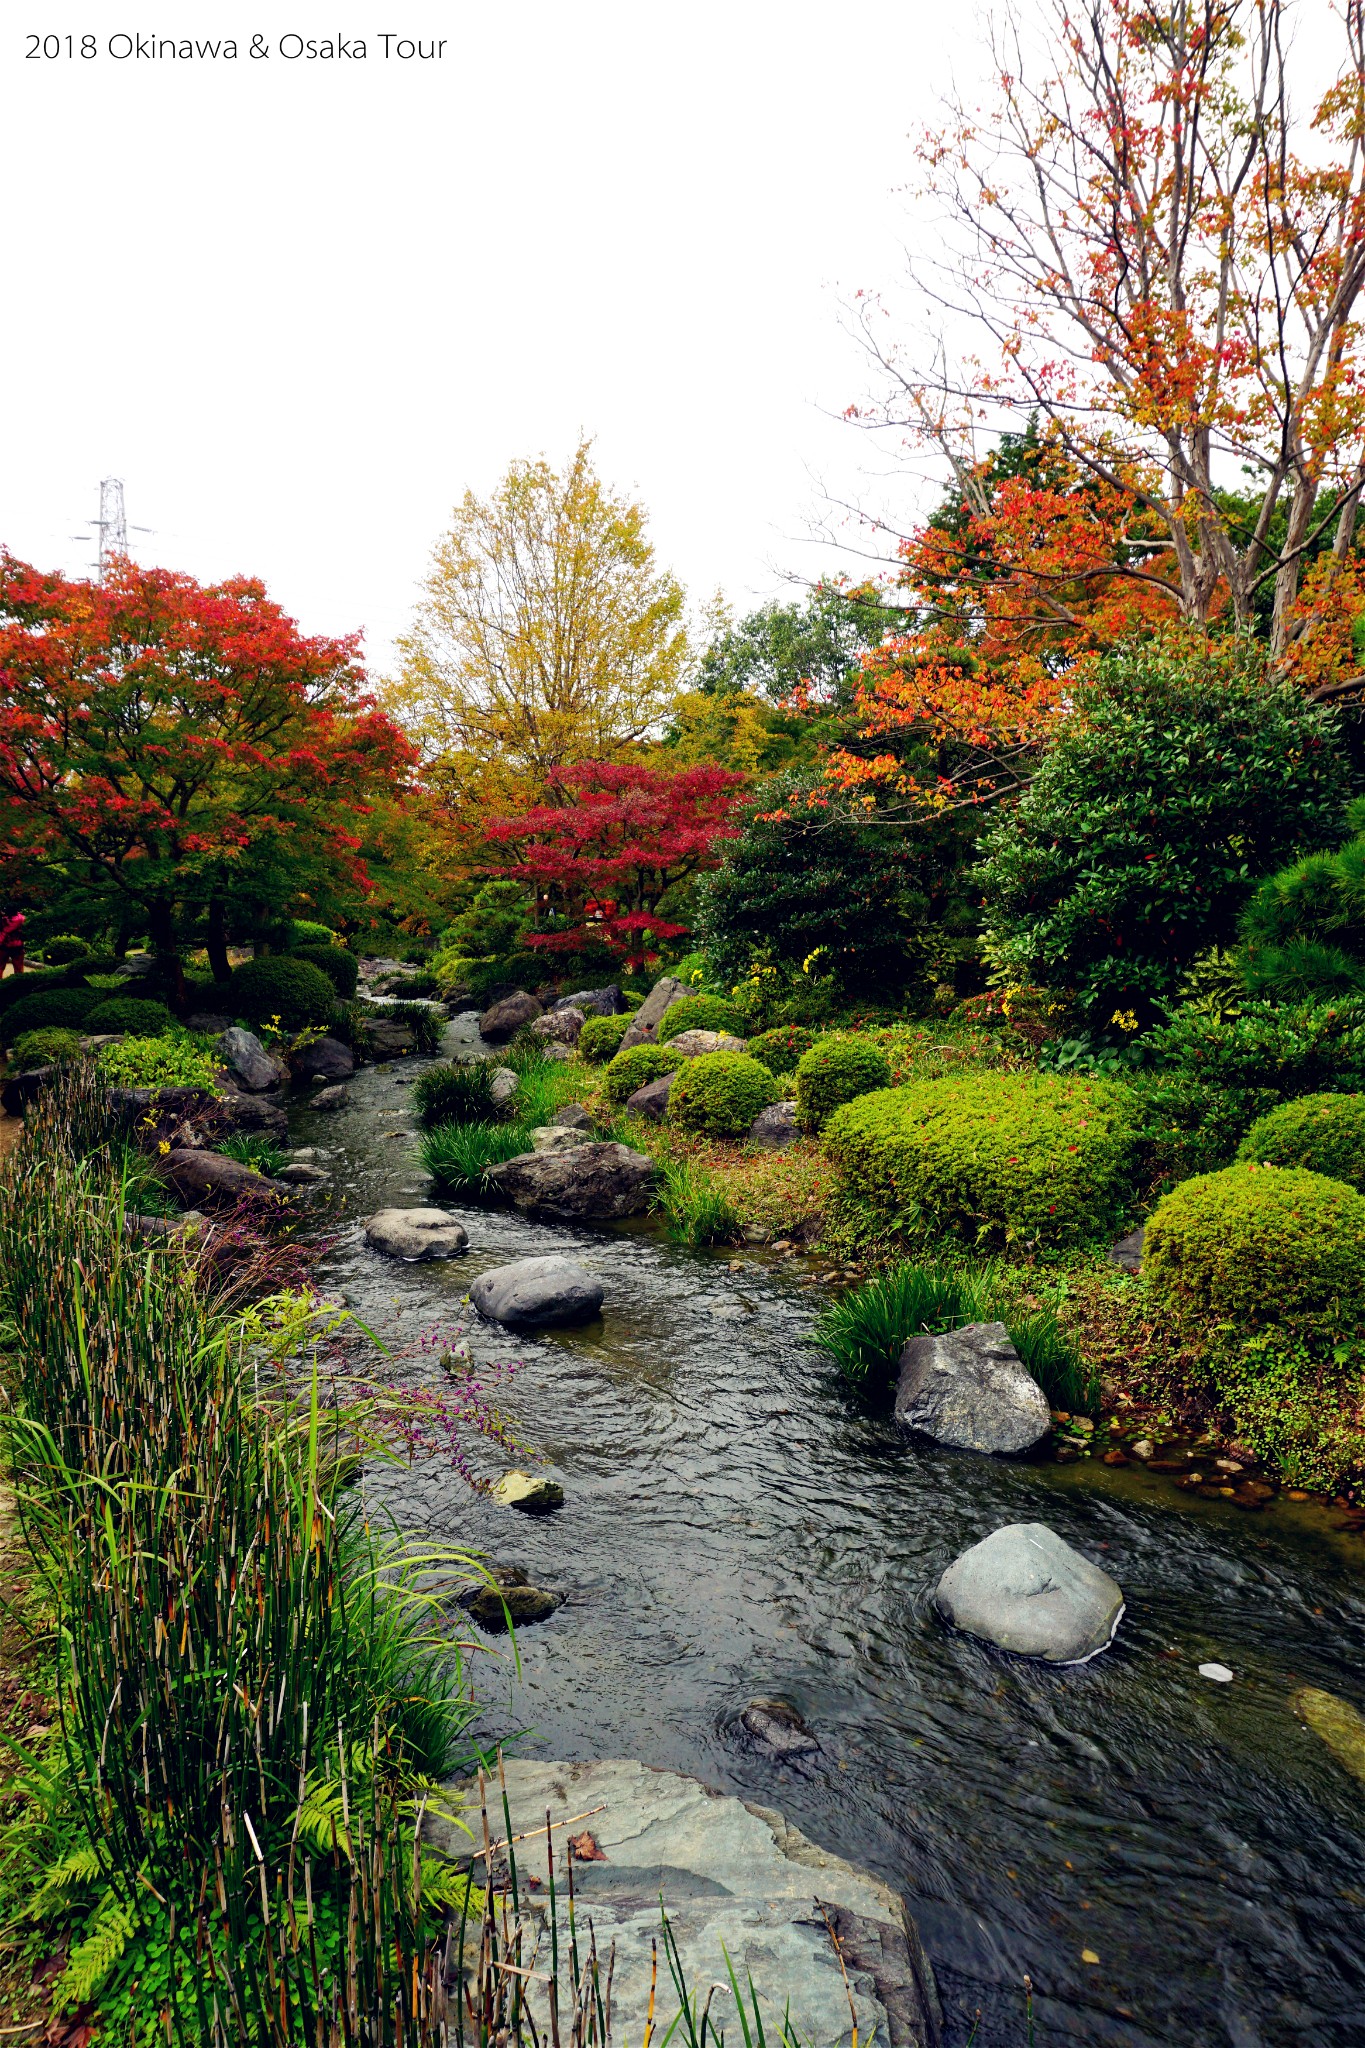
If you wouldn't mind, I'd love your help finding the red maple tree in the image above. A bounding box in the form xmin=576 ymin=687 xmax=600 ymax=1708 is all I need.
xmin=0 ymin=552 xmax=418 ymax=989
xmin=482 ymin=760 xmax=744 ymax=966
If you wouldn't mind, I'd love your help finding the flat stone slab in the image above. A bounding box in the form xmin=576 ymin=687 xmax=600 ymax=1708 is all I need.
xmin=894 ymin=1322 xmax=1051 ymax=1455
xmin=425 ymin=1760 xmax=940 ymax=2048
xmin=935 ymin=1522 xmax=1124 ymax=1665
xmin=470 ymin=1255 xmax=604 ymax=1328
xmin=364 ymin=1207 xmax=469 ymax=1260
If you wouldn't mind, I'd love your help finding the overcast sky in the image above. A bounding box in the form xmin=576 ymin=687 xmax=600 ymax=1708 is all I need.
xmin=0 ymin=2 xmax=978 ymax=675
xmin=2 ymin=3 xmax=1345 ymax=679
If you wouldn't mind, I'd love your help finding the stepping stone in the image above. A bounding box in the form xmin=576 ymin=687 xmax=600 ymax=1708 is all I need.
xmin=470 ymin=1255 xmax=604 ymax=1328
xmin=364 ymin=1208 xmax=469 ymax=1260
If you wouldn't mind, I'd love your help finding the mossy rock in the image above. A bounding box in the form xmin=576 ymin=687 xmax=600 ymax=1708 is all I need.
xmin=666 ymin=1052 xmax=778 ymax=1139
xmin=1236 ymin=1093 xmax=1365 ymax=1192
xmin=603 ymin=1042 xmax=680 ymax=1103
xmin=795 ymin=1035 xmax=892 ymax=1131
xmin=658 ymin=993 xmax=744 ymax=1042
xmin=824 ymin=1071 xmax=1140 ymax=1251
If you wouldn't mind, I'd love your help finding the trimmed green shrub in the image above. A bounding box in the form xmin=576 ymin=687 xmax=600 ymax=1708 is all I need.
xmin=745 ymin=1025 xmax=820 ymax=1077
xmin=578 ymin=1012 xmax=632 ymax=1063
xmin=658 ymin=994 xmax=744 ymax=1042
xmin=84 ymin=997 xmax=173 ymax=1038
xmin=666 ymin=1051 xmax=778 ymax=1139
xmin=290 ymin=919 xmax=339 ymax=948
xmin=0 ymin=985 xmax=100 ymax=1043
xmin=11 ymin=1027 xmax=83 ymax=1070
xmin=41 ymin=934 xmax=89 ymax=965
xmin=1236 ymin=1094 xmax=1365 ymax=1191
xmin=603 ymin=1043 xmax=682 ymax=1103
xmin=795 ymin=1036 xmax=893 ymax=1131
xmin=824 ymin=1072 xmax=1140 ymax=1250
xmin=412 ymin=1062 xmax=495 ymax=1128
xmin=229 ymin=957 xmax=335 ymax=1030
xmin=1146 ymin=1164 xmax=1365 ymax=1335
xmin=293 ymin=944 xmax=360 ymax=998
xmin=0 ymin=970 xmax=63 ymax=1017
xmin=96 ymin=1034 xmax=221 ymax=1092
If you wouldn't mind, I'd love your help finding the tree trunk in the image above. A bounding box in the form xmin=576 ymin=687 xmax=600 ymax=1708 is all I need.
xmin=206 ymin=896 xmax=231 ymax=983
xmin=147 ymin=898 xmax=187 ymax=1013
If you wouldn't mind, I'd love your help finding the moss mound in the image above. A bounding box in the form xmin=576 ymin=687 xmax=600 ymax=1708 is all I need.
xmin=1235 ymin=1093 xmax=1365 ymax=1192
xmin=229 ymin=957 xmax=335 ymax=1031
xmin=84 ymin=997 xmax=173 ymax=1038
xmin=603 ymin=1043 xmax=681 ymax=1103
xmin=667 ymin=1052 xmax=778 ymax=1139
xmin=795 ymin=1036 xmax=893 ymax=1131
xmin=745 ymin=1026 xmax=821 ymax=1077
xmin=824 ymin=1071 xmax=1139 ymax=1250
xmin=658 ymin=994 xmax=744 ymax=1042
xmin=578 ymin=1013 xmax=632 ymax=1064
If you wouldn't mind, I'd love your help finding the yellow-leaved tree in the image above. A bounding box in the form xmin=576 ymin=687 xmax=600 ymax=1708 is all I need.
xmin=388 ymin=441 xmax=688 ymax=809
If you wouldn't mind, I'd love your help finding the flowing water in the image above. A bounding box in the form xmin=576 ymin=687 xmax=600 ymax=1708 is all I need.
xmin=295 ymin=1034 xmax=1365 ymax=2048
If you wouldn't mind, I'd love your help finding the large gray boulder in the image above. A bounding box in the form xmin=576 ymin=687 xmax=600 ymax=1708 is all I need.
xmin=160 ymin=1148 xmax=285 ymax=1211
xmin=486 ymin=1141 xmax=656 ymax=1221
xmin=215 ymin=1026 xmax=283 ymax=1094
xmin=480 ymin=990 xmax=543 ymax=1041
xmin=935 ymin=1522 xmax=1124 ymax=1665
xmin=558 ymin=984 xmax=623 ymax=1017
xmin=470 ymin=1255 xmax=604 ymax=1328
xmin=625 ymin=1070 xmax=677 ymax=1120
xmin=529 ymin=1124 xmax=592 ymax=1154
xmin=749 ymin=1100 xmax=799 ymax=1150
xmin=460 ymin=1565 xmax=561 ymax=1632
xmin=531 ymin=1005 xmax=585 ymax=1046
xmin=550 ymin=1102 xmax=592 ymax=1130
xmin=894 ymin=1322 xmax=1051 ymax=1454
xmin=291 ymin=1035 xmax=354 ymax=1084
xmin=424 ymin=1759 xmax=941 ymax=2048
xmin=618 ymin=974 xmax=688 ymax=1051
xmin=364 ymin=1207 xmax=469 ymax=1260
xmin=356 ymin=1017 xmax=415 ymax=1058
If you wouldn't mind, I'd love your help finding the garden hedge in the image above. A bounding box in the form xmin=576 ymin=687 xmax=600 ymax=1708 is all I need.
xmin=658 ymin=994 xmax=745 ymax=1042
xmin=746 ymin=1025 xmax=820 ymax=1076
xmin=580 ymin=1013 xmax=633 ymax=1064
xmin=1235 ymin=1093 xmax=1365 ymax=1192
xmin=795 ymin=1036 xmax=893 ymax=1131
xmin=84 ymin=997 xmax=173 ymax=1038
xmin=603 ymin=1042 xmax=681 ymax=1103
xmin=666 ymin=1051 xmax=778 ymax=1139
xmin=229 ymin=957 xmax=336 ymax=1030
xmin=823 ymin=1071 xmax=1140 ymax=1250
xmin=0 ymin=985 xmax=101 ymax=1043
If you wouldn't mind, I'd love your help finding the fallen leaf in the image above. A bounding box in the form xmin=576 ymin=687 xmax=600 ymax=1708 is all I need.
xmin=1081 ymin=1949 xmax=1100 ymax=1965
xmin=568 ymin=1830 xmax=606 ymax=1863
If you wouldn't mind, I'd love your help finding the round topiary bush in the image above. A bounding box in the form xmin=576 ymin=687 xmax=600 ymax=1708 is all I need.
xmin=290 ymin=919 xmax=339 ymax=948
xmin=0 ymin=985 xmax=101 ymax=1044
xmin=666 ymin=1051 xmax=778 ymax=1138
xmin=823 ymin=1071 xmax=1140 ymax=1250
xmin=579 ymin=1013 xmax=633 ymax=1064
xmin=1145 ymin=1163 xmax=1365 ymax=1335
xmin=745 ymin=1026 xmax=821 ymax=1077
xmin=1235 ymin=1094 xmax=1365 ymax=1192
xmin=229 ymin=957 xmax=336 ymax=1031
xmin=603 ymin=1042 xmax=682 ymax=1104
xmin=293 ymin=943 xmax=360 ymax=998
xmin=658 ymin=994 xmax=745 ymax=1043
xmin=41 ymin=934 xmax=89 ymax=965
xmin=0 ymin=970 xmax=63 ymax=1019
xmin=795 ymin=1036 xmax=893 ymax=1131
xmin=84 ymin=997 xmax=173 ymax=1038
xmin=11 ymin=1027 xmax=83 ymax=1070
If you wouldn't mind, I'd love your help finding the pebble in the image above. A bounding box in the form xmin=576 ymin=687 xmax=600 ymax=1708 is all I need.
xmin=1131 ymin=1439 xmax=1154 ymax=1459
xmin=1198 ymin=1662 xmax=1235 ymax=1683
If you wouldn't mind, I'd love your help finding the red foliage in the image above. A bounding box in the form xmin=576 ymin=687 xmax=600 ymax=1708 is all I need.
xmin=482 ymin=760 xmax=744 ymax=966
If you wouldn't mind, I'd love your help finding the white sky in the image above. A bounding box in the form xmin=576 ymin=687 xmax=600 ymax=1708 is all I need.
xmin=0 ymin=1 xmax=976 ymax=677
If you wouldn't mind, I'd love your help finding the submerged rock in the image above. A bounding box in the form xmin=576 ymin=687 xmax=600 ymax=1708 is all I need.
xmin=486 ymin=1141 xmax=656 ymax=1221
xmin=749 ymin=1101 xmax=799 ymax=1151
xmin=1294 ymin=1686 xmax=1365 ymax=1784
xmin=490 ymin=1470 xmax=564 ymax=1512
xmin=935 ymin=1522 xmax=1124 ymax=1664
xmin=470 ymin=1255 xmax=604 ymax=1329
xmin=364 ymin=1207 xmax=469 ymax=1261
xmin=461 ymin=1566 xmax=561 ymax=1632
xmin=423 ymin=1759 xmax=942 ymax=2048
xmin=310 ymin=1083 xmax=350 ymax=1111
xmin=480 ymin=990 xmax=542 ymax=1041
xmin=894 ymin=1322 xmax=1051 ymax=1455
xmin=738 ymin=1698 xmax=821 ymax=1760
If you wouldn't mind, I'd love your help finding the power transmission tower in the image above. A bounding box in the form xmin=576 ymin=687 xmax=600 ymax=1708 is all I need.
xmin=96 ymin=478 xmax=128 ymax=578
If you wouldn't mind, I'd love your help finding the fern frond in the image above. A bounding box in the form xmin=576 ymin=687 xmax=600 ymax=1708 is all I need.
xmin=56 ymin=1893 xmax=135 ymax=2004
xmin=26 ymin=1840 xmax=102 ymax=1921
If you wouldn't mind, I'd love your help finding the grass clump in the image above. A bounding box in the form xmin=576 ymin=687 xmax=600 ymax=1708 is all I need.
xmin=419 ymin=1119 xmax=535 ymax=1195
xmin=824 ymin=1071 xmax=1140 ymax=1252
xmin=216 ymin=1131 xmax=290 ymax=1176
xmin=412 ymin=1059 xmax=495 ymax=1128
xmin=652 ymin=1152 xmax=741 ymax=1246
xmin=814 ymin=1257 xmax=1098 ymax=1411
xmin=667 ymin=1051 xmax=778 ymax=1139
xmin=658 ymin=993 xmax=744 ymax=1041
xmin=1235 ymin=1092 xmax=1365 ymax=1191
xmin=376 ymin=997 xmax=445 ymax=1053
xmin=604 ymin=1042 xmax=680 ymax=1103
xmin=795 ymin=1035 xmax=893 ymax=1131
xmin=576 ymin=1012 xmax=632 ymax=1063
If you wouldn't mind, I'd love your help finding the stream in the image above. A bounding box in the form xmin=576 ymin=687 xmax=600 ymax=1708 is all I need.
xmin=294 ymin=1032 xmax=1365 ymax=2048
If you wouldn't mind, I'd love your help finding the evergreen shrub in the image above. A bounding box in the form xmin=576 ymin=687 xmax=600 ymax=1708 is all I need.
xmin=229 ymin=957 xmax=335 ymax=1030
xmin=658 ymin=994 xmax=744 ymax=1041
xmin=795 ymin=1036 xmax=893 ymax=1131
xmin=85 ymin=997 xmax=173 ymax=1038
xmin=579 ymin=1013 xmax=633 ymax=1064
xmin=11 ymin=1027 xmax=83 ymax=1070
xmin=1235 ymin=1094 xmax=1365 ymax=1191
xmin=824 ymin=1072 xmax=1140 ymax=1250
xmin=289 ymin=919 xmax=338 ymax=948
xmin=745 ymin=1025 xmax=820 ymax=1077
xmin=41 ymin=934 xmax=89 ymax=964
xmin=0 ymin=985 xmax=101 ymax=1043
xmin=293 ymin=944 xmax=360 ymax=998
xmin=666 ymin=1052 xmax=778 ymax=1138
xmin=0 ymin=971 xmax=62 ymax=1017
xmin=603 ymin=1043 xmax=680 ymax=1104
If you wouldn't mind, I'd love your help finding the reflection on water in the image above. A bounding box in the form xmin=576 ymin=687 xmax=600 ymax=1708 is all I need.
xmin=297 ymin=1040 xmax=1365 ymax=2048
